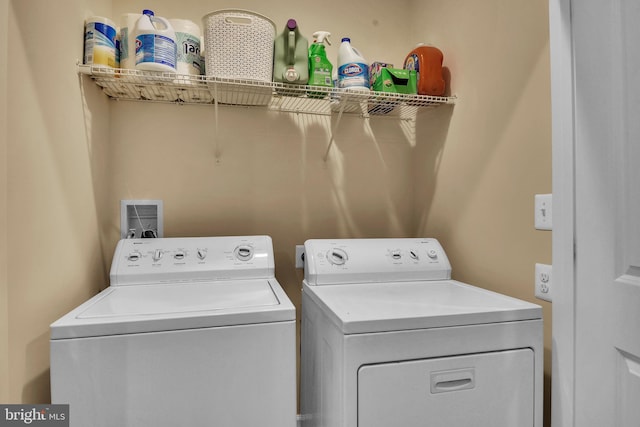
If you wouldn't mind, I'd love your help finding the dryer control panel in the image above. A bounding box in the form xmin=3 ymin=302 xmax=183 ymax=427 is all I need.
xmin=304 ymin=238 xmax=451 ymax=285
xmin=110 ymin=236 xmax=275 ymax=285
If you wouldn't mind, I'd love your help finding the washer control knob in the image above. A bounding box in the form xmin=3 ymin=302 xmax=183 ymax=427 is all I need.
xmin=427 ymin=249 xmax=438 ymax=259
xmin=391 ymin=250 xmax=402 ymax=260
xmin=234 ymin=245 xmax=254 ymax=261
xmin=197 ymin=249 xmax=207 ymax=260
xmin=127 ymin=251 xmax=142 ymax=262
xmin=409 ymin=250 xmax=419 ymax=260
xmin=152 ymin=249 xmax=163 ymax=262
xmin=174 ymin=251 xmax=186 ymax=260
xmin=327 ymin=248 xmax=348 ymax=265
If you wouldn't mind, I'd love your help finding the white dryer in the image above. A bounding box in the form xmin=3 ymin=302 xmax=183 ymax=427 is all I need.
xmin=300 ymin=238 xmax=543 ymax=427
xmin=50 ymin=236 xmax=296 ymax=427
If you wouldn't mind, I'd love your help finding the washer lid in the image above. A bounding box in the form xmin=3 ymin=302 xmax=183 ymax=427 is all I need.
xmin=51 ymin=279 xmax=295 ymax=339
xmin=303 ymin=280 xmax=542 ymax=334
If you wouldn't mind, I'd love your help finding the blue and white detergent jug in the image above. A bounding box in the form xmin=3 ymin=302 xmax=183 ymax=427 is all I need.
xmin=133 ymin=9 xmax=177 ymax=72
xmin=337 ymin=37 xmax=369 ymax=91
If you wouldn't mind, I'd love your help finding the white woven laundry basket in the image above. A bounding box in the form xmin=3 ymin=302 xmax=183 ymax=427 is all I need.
xmin=202 ymin=9 xmax=276 ymax=81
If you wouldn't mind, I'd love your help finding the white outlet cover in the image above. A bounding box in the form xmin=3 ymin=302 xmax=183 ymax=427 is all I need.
xmin=295 ymin=245 xmax=305 ymax=269
xmin=535 ymin=263 xmax=552 ymax=302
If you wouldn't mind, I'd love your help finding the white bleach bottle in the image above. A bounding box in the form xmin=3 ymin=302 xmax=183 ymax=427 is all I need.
xmin=134 ymin=9 xmax=177 ymax=72
xmin=337 ymin=37 xmax=369 ymax=91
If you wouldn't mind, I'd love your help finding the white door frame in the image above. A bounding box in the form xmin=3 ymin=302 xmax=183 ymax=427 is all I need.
xmin=549 ymin=0 xmax=576 ymax=426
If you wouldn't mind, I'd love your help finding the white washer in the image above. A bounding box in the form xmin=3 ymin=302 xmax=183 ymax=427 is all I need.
xmin=51 ymin=236 xmax=296 ymax=427
xmin=300 ymin=238 xmax=543 ymax=427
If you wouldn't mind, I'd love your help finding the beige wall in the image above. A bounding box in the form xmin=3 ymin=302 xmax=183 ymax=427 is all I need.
xmin=1 ymin=0 xmax=9 ymax=404
xmin=2 ymin=0 xmax=552 ymax=416
xmin=108 ymin=1 xmax=417 ymax=400
xmin=4 ymin=0 xmax=111 ymax=402
xmin=410 ymin=0 xmax=552 ymax=425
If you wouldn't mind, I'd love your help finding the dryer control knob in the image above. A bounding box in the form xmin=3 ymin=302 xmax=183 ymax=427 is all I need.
xmin=234 ymin=245 xmax=254 ymax=261
xmin=327 ymin=248 xmax=348 ymax=265
xmin=427 ymin=249 xmax=438 ymax=259
xmin=197 ymin=249 xmax=207 ymax=260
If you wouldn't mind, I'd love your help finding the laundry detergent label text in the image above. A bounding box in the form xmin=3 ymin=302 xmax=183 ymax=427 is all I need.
xmin=0 ymin=405 xmax=69 ymax=426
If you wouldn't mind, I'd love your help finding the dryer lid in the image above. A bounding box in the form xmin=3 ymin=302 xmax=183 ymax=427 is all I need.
xmin=51 ymin=279 xmax=295 ymax=339
xmin=303 ymin=280 xmax=542 ymax=334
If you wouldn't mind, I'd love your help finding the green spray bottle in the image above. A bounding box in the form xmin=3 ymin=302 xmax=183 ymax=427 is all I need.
xmin=308 ymin=31 xmax=333 ymax=88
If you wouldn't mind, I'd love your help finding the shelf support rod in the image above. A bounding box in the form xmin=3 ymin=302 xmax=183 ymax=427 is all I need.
xmin=213 ymin=82 xmax=221 ymax=162
xmin=323 ymin=100 xmax=346 ymax=161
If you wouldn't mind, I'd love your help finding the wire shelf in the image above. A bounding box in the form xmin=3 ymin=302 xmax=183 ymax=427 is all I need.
xmin=79 ymin=65 xmax=455 ymax=118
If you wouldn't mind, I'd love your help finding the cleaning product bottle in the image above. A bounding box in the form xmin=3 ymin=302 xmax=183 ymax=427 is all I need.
xmin=169 ymin=19 xmax=202 ymax=76
xmin=84 ymin=16 xmax=117 ymax=68
xmin=273 ymin=19 xmax=309 ymax=84
xmin=120 ymin=13 xmax=142 ymax=70
xmin=308 ymin=31 xmax=333 ymax=87
xmin=403 ymin=43 xmax=445 ymax=96
xmin=133 ymin=9 xmax=177 ymax=73
xmin=337 ymin=37 xmax=369 ymax=91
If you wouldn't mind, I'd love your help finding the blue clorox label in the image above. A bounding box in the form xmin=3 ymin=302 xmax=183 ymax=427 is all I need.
xmin=342 ymin=63 xmax=363 ymax=76
xmin=338 ymin=62 xmax=369 ymax=88
xmin=136 ymin=34 xmax=176 ymax=68
xmin=92 ymin=22 xmax=117 ymax=44
xmin=84 ymin=21 xmax=116 ymax=67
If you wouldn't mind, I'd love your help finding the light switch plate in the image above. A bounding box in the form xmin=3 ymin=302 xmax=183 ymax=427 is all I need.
xmin=534 ymin=194 xmax=553 ymax=230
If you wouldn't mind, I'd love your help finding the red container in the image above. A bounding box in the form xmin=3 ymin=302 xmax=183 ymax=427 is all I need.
xmin=403 ymin=44 xmax=445 ymax=96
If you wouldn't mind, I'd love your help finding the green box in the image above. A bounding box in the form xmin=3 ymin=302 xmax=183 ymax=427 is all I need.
xmin=370 ymin=66 xmax=417 ymax=94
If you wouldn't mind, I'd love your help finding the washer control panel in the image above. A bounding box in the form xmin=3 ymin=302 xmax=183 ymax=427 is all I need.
xmin=304 ymin=238 xmax=452 ymax=285
xmin=110 ymin=236 xmax=274 ymax=286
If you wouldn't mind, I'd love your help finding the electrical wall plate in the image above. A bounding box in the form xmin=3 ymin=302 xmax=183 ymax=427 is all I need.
xmin=120 ymin=200 xmax=163 ymax=239
xmin=295 ymin=245 xmax=305 ymax=269
xmin=534 ymin=194 xmax=553 ymax=230
xmin=534 ymin=263 xmax=552 ymax=302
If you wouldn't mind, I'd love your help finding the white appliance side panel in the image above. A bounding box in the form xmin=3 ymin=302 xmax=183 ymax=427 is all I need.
xmin=51 ymin=321 xmax=296 ymax=427
xmin=358 ymin=349 xmax=534 ymax=427
xmin=301 ymin=289 xmax=346 ymax=427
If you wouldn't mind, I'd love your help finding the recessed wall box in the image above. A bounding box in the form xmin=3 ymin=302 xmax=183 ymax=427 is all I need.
xmin=120 ymin=200 xmax=163 ymax=239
